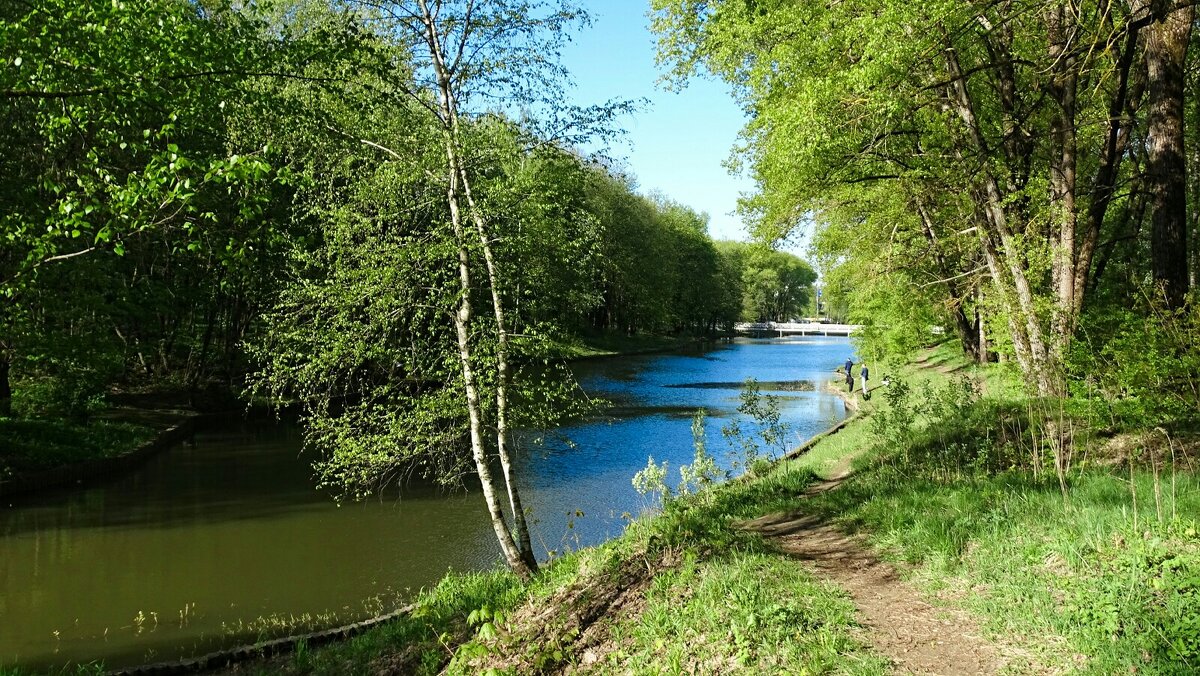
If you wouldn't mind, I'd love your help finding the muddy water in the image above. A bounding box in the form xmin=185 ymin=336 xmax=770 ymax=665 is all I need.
xmin=0 ymin=337 xmax=851 ymax=670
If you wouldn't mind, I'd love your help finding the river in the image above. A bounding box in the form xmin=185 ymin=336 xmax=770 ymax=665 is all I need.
xmin=0 ymin=336 xmax=851 ymax=670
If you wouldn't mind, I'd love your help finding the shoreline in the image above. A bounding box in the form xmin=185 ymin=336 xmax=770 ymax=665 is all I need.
xmin=106 ymin=605 xmax=417 ymax=676
xmin=9 ymin=340 xmax=862 ymax=672
xmin=0 ymin=334 xmax=777 ymax=500
xmin=102 ymin=393 xmax=875 ymax=675
xmin=0 ymin=411 xmax=201 ymax=500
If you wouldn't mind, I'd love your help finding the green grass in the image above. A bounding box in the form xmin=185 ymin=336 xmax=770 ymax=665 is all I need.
xmin=262 ymin=439 xmax=884 ymax=674
xmin=595 ymin=550 xmax=888 ymax=674
xmin=556 ymin=333 xmax=703 ymax=360
xmin=0 ymin=417 xmax=156 ymax=479
xmin=804 ymin=462 xmax=1200 ymax=673
xmin=0 ymin=663 xmax=103 ymax=676
xmin=788 ymin=411 xmax=872 ymax=478
xmin=244 ymin=570 xmax=524 ymax=676
xmin=440 ymin=464 xmax=886 ymax=674
xmin=790 ymin=340 xmax=1200 ymax=674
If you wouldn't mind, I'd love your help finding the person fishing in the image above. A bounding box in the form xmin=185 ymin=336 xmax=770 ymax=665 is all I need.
xmin=844 ymin=357 xmax=854 ymax=392
xmin=860 ymin=362 xmax=870 ymax=399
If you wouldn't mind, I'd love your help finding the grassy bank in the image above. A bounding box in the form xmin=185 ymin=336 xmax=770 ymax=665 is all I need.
xmin=557 ymin=333 xmax=715 ymax=360
xmin=792 ymin=344 xmax=1200 ymax=673
xmin=27 ymin=340 xmax=1197 ymax=674
xmin=0 ymin=417 xmax=156 ymax=481
xmin=0 ymin=332 xmax=687 ymax=488
xmin=234 ymin=452 xmax=888 ymax=674
xmin=282 ymin=342 xmax=1197 ymax=674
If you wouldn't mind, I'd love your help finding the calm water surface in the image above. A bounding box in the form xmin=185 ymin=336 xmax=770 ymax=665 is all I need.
xmin=0 ymin=337 xmax=851 ymax=669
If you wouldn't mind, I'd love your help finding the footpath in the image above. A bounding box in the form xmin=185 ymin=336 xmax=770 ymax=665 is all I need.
xmin=741 ymin=461 xmax=1012 ymax=674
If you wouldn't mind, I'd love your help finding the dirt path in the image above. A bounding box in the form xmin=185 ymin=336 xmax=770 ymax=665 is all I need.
xmin=741 ymin=470 xmax=1011 ymax=675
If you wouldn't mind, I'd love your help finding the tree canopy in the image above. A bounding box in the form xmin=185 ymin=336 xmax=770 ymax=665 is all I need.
xmin=1 ymin=0 xmax=788 ymax=573
xmin=652 ymin=0 xmax=1198 ymax=402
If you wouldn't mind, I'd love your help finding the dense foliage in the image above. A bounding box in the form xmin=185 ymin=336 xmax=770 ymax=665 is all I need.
xmin=652 ymin=0 xmax=1200 ymax=413
xmin=1 ymin=0 xmax=824 ymax=572
xmin=0 ymin=0 xmax=785 ymax=422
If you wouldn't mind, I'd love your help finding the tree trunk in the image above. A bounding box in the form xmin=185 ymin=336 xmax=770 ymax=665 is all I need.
xmin=189 ymin=291 xmax=220 ymax=406
xmin=1090 ymin=182 xmax=1149 ymax=297
xmin=1076 ymin=16 xmax=1145 ymax=301
xmin=946 ymin=43 xmax=1060 ymax=396
xmin=1138 ymin=0 xmax=1193 ymax=309
xmin=1047 ymin=2 xmax=1080 ymax=360
xmin=976 ymin=286 xmax=991 ymax=364
xmin=915 ymin=200 xmax=980 ymax=360
xmin=459 ymin=168 xmax=538 ymax=572
xmin=445 ymin=151 xmax=532 ymax=579
xmin=0 ymin=347 xmax=11 ymax=417
xmin=420 ymin=0 xmax=536 ymax=579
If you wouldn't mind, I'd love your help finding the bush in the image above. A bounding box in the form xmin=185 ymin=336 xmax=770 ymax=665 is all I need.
xmin=1071 ymin=296 xmax=1200 ymax=430
xmin=11 ymin=331 xmax=123 ymax=420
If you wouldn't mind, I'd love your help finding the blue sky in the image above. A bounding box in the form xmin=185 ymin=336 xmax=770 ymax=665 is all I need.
xmin=557 ymin=0 xmax=756 ymax=243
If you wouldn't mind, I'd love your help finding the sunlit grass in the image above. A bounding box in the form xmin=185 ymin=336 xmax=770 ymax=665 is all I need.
xmin=600 ymin=550 xmax=888 ymax=674
xmin=789 ymin=340 xmax=1200 ymax=673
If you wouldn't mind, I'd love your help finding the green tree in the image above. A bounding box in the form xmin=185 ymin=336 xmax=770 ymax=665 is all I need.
xmin=254 ymin=0 xmax=635 ymax=578
xmin=714 ymin=241 xmax=816 ymax=323
xmin=0 ymin=0 xmax=305 ymax=415
xmin=651 ymin=0 xmax=1195 ymax=396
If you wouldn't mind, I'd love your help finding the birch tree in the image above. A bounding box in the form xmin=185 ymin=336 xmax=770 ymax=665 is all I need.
xmin=340 ymin=0 xmax=628 ymax=577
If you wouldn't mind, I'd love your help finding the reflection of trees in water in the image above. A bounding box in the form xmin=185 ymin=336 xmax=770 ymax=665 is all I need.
xmin=664 ymin=380 xmax=817 ymax=391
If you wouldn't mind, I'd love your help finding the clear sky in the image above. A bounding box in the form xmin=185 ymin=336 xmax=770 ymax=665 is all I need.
xmin=557 ymin=0 xmax=756 ymax=243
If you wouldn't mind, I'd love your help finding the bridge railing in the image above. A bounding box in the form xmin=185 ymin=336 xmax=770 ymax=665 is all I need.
xmin=733 ymin=322 xmax=862 ymax=334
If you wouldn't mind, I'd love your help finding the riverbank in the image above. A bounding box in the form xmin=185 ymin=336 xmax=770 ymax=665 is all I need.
xmin=0 ymin=333 xmax=700 ymax=500
xmin=559 ymin=333 xmax=723 ymax=361
xmin=0 ymin=413 xmax=181 ymax=498
xmin=177 ymin=341 xmax=1198 ymax=675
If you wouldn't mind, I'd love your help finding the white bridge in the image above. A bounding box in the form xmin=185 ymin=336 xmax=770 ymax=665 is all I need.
xmin=735 ymin=321 xmax=861 ymax=337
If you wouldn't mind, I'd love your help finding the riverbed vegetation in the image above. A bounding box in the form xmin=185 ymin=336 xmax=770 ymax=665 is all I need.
xmin=0 ymin=417 xmax=153 ymax=480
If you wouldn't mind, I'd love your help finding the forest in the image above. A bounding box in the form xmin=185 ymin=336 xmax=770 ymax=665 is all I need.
xmin=0 ymin=0 xmax=814 ymax=499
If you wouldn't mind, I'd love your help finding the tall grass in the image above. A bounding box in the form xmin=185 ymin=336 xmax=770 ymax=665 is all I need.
xmin=792 ymin=341 xmax=1200 ymax=673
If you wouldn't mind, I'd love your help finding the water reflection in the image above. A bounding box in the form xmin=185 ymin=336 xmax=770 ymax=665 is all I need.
xmin=0 ymin=336 xmax=851 ymax=670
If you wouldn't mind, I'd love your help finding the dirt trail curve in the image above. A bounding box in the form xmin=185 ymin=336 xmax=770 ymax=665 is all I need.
xmin=740 ymin=467 xmax=1012 ymax=675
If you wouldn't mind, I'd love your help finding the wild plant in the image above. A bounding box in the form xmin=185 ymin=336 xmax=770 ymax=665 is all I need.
xmin=869 ymin=377 xmax=914 ymax=463
xmin=679 ymin=409 xmax=724 ymax=496
xmin=738 ymin=378 xmax=790 ymax=459
xmin=632 ymin=455 xmax=670 ymax=507
xmin=721 ymin=378 xmax=791 ymax=471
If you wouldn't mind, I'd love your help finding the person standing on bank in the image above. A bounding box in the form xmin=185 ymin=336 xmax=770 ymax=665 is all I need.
xmin=844 ymin=357 xmax=854 ymax=392
xmin=860 ymin=363 xmax=870 ymax=399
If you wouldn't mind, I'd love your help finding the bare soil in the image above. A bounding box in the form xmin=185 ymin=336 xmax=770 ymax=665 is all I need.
xmin=740 ymin=471 xmax=1016 ymax=675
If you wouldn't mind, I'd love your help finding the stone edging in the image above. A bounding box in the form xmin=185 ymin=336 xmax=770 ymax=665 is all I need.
xmin=106 ymin=605 xmax=416 ymax=676
xmin=0 ymin=413 xmax=200 ymax=499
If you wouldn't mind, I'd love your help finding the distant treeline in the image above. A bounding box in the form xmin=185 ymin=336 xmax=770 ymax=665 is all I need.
xmin=0 ymin=0 xmax=814 ymax=420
